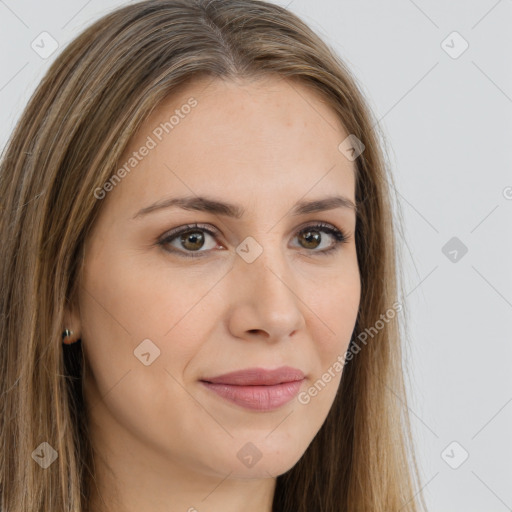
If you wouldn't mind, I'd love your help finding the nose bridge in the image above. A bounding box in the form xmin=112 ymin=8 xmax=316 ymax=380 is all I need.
xmin=237 ymin=231 xmax=289 ymax=293
xmin=231 ymin=232 xmax=305 ymax=336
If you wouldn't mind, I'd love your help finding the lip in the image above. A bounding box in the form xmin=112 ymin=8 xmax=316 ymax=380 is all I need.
xmin=200 ymin=366 xmax=305 ymax=411
xmin=201 ymin=366 xmax=305 ymax=386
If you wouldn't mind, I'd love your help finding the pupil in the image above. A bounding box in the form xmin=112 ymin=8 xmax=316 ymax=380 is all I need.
xmin=302 ymin=230 xmax=320 ymax=249
xmin=182 ymin=231 xmax=204 ymax=250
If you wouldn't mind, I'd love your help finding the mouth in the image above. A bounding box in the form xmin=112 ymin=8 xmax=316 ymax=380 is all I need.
xmin=200 ymin=380 xmax=305 ymax=411
xmin=199 ymin=366 xmax=305 ymax=411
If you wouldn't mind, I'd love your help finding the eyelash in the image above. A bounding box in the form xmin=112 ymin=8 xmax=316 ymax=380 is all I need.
xmin=157 ymin=222 xmax=349 ymax=259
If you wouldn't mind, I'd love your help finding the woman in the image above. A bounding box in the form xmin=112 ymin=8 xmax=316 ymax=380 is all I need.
xmin=0 ymin=0 xmax=426 ymax=510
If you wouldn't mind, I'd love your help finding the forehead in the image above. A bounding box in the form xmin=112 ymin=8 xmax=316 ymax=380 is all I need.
xmin=110 ymin=76 xmax=356 ymax=214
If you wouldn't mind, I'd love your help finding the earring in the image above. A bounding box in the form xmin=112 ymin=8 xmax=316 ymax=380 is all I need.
xmin=62 ymin=329 xmax=75 ymax=343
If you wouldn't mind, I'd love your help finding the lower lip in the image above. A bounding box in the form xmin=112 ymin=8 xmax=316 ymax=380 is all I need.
xmin=200 ymin=379 xmax=304 ymax=411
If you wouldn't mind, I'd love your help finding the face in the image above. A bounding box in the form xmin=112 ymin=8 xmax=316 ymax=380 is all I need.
xmin=69 ymin=76 xmax=361 ymax=482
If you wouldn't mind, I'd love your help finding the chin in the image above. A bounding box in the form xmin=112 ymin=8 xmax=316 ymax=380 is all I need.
xmin=203 ymin=437 xmax=308 ymax=480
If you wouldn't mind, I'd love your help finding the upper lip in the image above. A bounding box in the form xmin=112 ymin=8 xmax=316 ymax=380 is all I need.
xmin=201 ymin=366 xmax=305 ymax=386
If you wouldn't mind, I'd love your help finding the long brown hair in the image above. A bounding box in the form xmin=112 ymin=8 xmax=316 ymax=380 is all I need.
xmin=0 ymin=1 xmax=426 ymax=510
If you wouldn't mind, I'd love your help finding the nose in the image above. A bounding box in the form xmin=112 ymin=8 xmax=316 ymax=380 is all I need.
xmin=226 ymin=239 xmax=306 ymax=343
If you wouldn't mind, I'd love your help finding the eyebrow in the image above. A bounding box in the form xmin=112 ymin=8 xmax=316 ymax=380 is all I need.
xmin=132 ymin=194 xmax=357 ymax=220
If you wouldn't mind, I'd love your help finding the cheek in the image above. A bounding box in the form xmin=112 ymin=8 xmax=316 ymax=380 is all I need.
xmin=79 ymin=248 xmax=226 ymax=381
xmin=308 ymin=269 xmax=361 ymax=359
xmin=78 ymin=254 xmax=225 ymax=442
xmin=290 ymin=269 xmax=359 ymax=415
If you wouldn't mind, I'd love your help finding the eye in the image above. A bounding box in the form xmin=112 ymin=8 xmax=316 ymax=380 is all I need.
xmin=157 ymin=222 xmax=349 ymax=258
xmin=292 ymin=222 xmax=349 ymax=255
xmin=158 ymin=223 xmax=220 ymax=258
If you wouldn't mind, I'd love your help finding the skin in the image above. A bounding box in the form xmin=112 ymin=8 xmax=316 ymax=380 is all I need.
xmin=64 ymin=75 xmax=361 ymax=512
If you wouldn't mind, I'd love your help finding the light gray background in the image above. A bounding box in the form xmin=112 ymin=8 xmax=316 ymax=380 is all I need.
xmin=1 ymin=1 xmax=511 ymax=511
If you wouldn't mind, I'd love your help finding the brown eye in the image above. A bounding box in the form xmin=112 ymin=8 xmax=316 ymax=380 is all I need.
xmin=298 ymin=229 xmax=322 ymax=249
xmin=158 ymin=224 xmax=219 ymax=258
xmin=179 ymin=230 xmax=206 ymax=251
xmin=293 ymin=223 xmax=348 ymax=255
xmin=158 ymin=222 xmax=348 ymax=259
